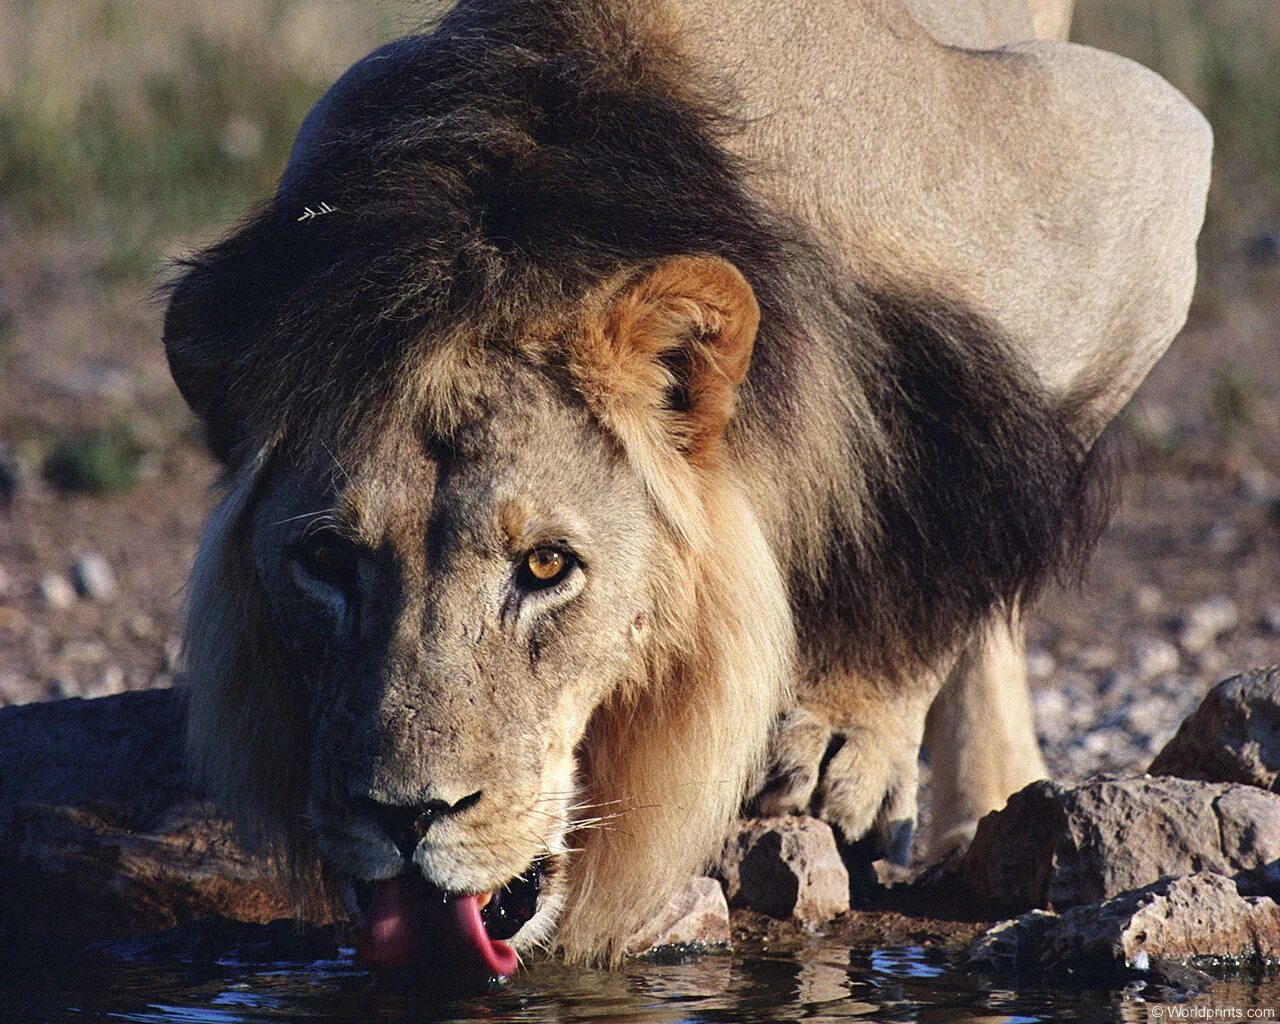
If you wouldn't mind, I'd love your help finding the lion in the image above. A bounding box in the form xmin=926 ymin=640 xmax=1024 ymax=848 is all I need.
xmin=162 ymin=0 xmax=1210 ymax=975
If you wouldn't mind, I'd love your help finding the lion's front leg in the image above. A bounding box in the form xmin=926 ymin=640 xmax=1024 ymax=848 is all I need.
xmin=755 ymin=673 xmax=935 ymax=866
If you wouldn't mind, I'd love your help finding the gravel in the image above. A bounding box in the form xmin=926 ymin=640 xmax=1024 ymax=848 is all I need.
xmin=35 ymin=573 xmax=76 ymax=610
xmin=71 ymin=554 xmax=118 ymax=602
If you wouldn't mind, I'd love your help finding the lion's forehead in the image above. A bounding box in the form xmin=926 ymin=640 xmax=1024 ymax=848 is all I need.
xmin=259 ymin=375 xmax=644 ymax=563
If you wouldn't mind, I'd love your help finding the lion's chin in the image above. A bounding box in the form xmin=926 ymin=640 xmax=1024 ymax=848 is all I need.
xmin=352 ymin=861 xmax=544 ymax=981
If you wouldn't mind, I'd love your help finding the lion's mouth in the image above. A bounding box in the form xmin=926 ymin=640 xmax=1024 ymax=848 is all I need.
xmin=352 ymin=862 xmax=542 ymax=979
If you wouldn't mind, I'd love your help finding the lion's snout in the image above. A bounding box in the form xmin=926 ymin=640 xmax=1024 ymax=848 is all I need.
xmin=350 ymin=790 xmax=484 ymax=861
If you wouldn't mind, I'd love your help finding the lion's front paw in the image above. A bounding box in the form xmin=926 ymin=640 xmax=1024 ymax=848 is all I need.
xmin=754 ymin=703 xmax=921 ymax=866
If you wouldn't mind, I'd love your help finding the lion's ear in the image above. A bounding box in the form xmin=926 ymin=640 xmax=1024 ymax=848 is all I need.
xmin=575 ymin=256 xmax=759 ymax=470
xmin=162 ymin=271 xmax=246 ymax=466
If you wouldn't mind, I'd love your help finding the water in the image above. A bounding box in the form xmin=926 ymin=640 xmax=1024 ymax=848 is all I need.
xmin=5 ymin=937 xmax=1280 ymax=1023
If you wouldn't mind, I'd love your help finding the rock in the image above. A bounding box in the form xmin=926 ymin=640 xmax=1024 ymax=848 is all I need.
xmin=970 ymin=874 xmax=1280 ymax=974
xmin=0 ymin=672 xmax=35 ymax=706
xmin=1032 ymin=687 xmax=1070 ymax=745
xmin=1150 ymin=667 xmax=1280 ymax=791
xmin=126 ymin=614 xmax=156 ymax=640
xmin=1202 ymin=520 xmax=1241 ymax=555
xmin=71 ymin=553 xmax=117 ymax=602
xmin=1075 ymin=646 xmax=1117 ymax=673
xmin=1176 ymin=596 xmax=1239 ymax=655
xmin=0 ymin=691 xmax=330 ymax=941
xmin=35 ymin=573 xmax=75 ymax=609
xmin=1263 ymin=606 xmax=1280 ymax=635
xmin=966 ymin=910 xmax=1059 ymax=974
xmin=948 ymin=775 xmax=1280 ymax=914
xmin=1131 ymin=584 xmax=1163 ymax=616
xmin=1239 ymin=467 xmax=1278 ymax=504
xmin=0 ymin=565 xmax=11 ymax=602
xmin=45 ymin=675 xmax=79 ymax=700
xmin=163 ymin=637 xmax=183 ymax=674
xmin=719 ymin=817 xmax=849 ymax=925
xmin=1130 ymin=638 xmax=1180 ymax=683
xmin=85 ymin=664 xmax=126 ymax=698
xmin=626 ymin=876 xmax=731 ymax=955
xmin=1026 ymin=647 xmax=1055 ymax=682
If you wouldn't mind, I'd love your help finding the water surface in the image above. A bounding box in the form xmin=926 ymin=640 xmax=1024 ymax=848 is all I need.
xmin=6 ymin=937 xmax=1278 ymax=1023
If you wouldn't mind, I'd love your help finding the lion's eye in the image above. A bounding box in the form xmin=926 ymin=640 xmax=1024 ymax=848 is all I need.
xmin=520 ymin=547 xmax=574 ymax=589
xmin=295 ymin=533 xmax=359 ymax=593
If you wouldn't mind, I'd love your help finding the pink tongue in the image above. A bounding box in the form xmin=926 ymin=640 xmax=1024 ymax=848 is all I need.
xmin=355 ymin=878 xmax=518 ymax=979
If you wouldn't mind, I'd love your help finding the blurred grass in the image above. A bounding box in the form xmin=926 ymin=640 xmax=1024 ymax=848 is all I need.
xmin=41 ymin=420 xmax=144 ymax=495
xmin=0 ymin=1 xmax=1272 ymax=291
xmin=1074 ymin=1 xmax=1280 ymax=298
xmin=0 ymin=0 xmax=403 ymax=281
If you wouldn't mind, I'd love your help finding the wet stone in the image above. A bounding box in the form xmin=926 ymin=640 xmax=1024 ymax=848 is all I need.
xmin=719 ymin=817 xmax=849 ymax=926
xmin=627 ymin=876 xmax=731 ymax=955
xmin=71 ymin=554 xmax=118 ymax=602
xmin=35 ymin=573 xmax=76 ymax=610
xmin=970 ymin=873 xmax=1280 ymax=974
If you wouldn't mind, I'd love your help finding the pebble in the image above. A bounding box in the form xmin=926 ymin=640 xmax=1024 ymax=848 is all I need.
xmin=1130 ymin=637 xmax=1180 ymax=683
xmin=1238 ymin=467 xmax=1278 ymax=504
xmin=1083 ymin=728 xmax=1123 ymax=757
xmin=1026 ymin=647 xmax=1056 ymax=682
xmin=1075 ymin=646 xmax=1117 ymax=673
xmin=1262 ymin=605 xmax=1280 ymax=635
xmin=46 ymin=675 xmax=78 ymax=700
xmin=86 ymin=665 xmax=126 ymax=698
xmin=1202 ymin=520 xmax=1241 ymax=555
xmin=1033 ymin=688 xmax=1071 ymax=744
xmin=0 ymin=672 xmax=32 ymax=706
xmin=1131 ymin=584 xmax=1163 ymax=616
xmin=35 ymin=573 xmax=76 ymax=610
xmin=59 ymin=639 xmax=108 ymax=664
xmin=0 ymin=565 xmax=11 ymax=602
xmin=1176 ymin=595 xmax=1239 ymax=655
xmin=126 ymin=614 xmax=156 ymax=640
xmin=162 ymin=638 xmax=183 ymax=674
xmin=71 ymin=554 xmax=118 ymax=602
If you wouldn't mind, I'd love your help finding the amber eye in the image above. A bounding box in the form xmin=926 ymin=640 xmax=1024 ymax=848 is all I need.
xmin=520 ymin=547 xmax=574 ymax=588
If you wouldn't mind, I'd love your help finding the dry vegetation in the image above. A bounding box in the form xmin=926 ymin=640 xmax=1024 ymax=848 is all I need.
xmin=0 ymin=2 xmax=1277 ymax=781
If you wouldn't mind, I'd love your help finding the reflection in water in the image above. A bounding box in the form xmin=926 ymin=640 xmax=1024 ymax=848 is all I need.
xmin=4 ymin=937 xmax=1280 ymax=1023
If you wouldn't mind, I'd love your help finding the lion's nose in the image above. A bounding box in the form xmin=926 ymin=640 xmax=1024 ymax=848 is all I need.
xmin=355 ymin=791 xmax=483 ymax=860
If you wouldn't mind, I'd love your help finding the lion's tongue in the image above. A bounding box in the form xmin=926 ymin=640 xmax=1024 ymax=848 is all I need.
xmin=355 ymin=878 xmax=518 ymax=979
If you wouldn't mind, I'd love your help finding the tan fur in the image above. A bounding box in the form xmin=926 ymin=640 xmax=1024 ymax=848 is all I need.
xmin=557 ymin=477 xmax=792 ymax=962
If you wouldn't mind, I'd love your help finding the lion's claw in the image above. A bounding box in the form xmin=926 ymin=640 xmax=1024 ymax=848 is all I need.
xmin=756 ymin=704 xmax=923 ymax=866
